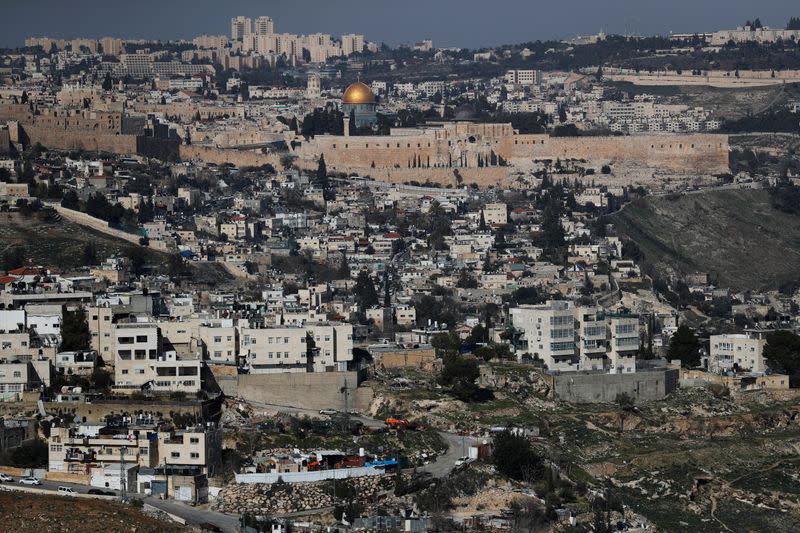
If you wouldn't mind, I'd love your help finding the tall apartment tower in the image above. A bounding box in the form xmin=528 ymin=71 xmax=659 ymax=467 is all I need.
xmin=231 ymin=16 xmax=253 ymax=41
xmin=254 ymin=16 xmax=274 ymax=36
xmin=341 ymin=34 xmax=365 ymax=56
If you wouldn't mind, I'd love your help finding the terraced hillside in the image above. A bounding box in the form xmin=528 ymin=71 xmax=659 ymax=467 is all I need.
xmin=611 ymin=188 xmax=800 ymax=290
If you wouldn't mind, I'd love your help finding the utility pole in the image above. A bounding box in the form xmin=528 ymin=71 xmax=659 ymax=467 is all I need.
xmin=119 ymin=446 xmax=127 ymax=502
xmin=341 ymin=378 xmax=350 ymax=433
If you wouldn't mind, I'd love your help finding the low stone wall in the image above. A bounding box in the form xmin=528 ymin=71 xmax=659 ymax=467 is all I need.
xmin=213 ymin=473 xmax=397 ymax=515
xmin=375 ymin=348 xmax=437 ymax=370
xmin=549 ymin=368 xmax=679 ymax=404
xmin=46 ymin=471 xmax=91 ymax=485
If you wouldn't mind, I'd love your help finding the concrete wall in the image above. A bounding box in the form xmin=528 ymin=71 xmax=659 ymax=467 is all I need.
xmin=550 ymin=368 xmax=679 ymax=404
xmin=46 ymin=471 xmax=91 ymax=485
xmin=375 ymin=348 xmax=436 ymax=370
xmin=218 ymin=371 xmax=373 ymax=411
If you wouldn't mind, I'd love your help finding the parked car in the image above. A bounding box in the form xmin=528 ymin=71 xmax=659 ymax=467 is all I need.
xmin=0 ymin=473 xmax=13 ymax=482
xmin=319 ymin=408 xmax=338 ymax=416
xmin=87 ymin=489 xmax=104 ymax=495
xmin=57 ymin=486 xmax=77 ymax=496
xmin=454 ymin=456 xmax=473 ymax=467
xmin=18 ymin=477 xmax=41 ymax=485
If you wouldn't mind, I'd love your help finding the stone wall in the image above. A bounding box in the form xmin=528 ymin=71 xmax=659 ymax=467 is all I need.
xmin=50 ymin=204 xmax=142 ymax=245
xmin=512 ymin=133 xmax=729 ymax=174
xmin=375 ymin=348 xmax=437 ymax=370
xmin=21 ymin=125 xmax=138 ymax=154
xmin=214 ymin=473 xmax=398 ymax=515
xmin=179 ymin=144 xmax=283 ymax=169
xmin=549 ymin=368 xmax=679 ymax=403
xmin=217 ymin=371 xmax=373 ymax=411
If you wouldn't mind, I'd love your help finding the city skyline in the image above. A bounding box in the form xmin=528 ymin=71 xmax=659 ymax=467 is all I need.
xmin=2 ymin=0 xmax=799 ymax=49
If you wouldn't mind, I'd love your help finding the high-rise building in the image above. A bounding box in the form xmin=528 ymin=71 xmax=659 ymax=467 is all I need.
xmin=230 ymin=16 xmax=253 ymax=41
xmin=341 ymin=34 xmax=365 ymax=56
xmin=254 ymin=16 xmax=274 ymax=36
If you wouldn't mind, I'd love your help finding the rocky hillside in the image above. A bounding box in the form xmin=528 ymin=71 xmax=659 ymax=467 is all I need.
xmin=611 ymin=188 xmax=800 ymax=290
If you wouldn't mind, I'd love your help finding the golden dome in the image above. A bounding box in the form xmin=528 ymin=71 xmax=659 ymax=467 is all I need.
xmin=342 ymin=82 xmax=376 ymax=104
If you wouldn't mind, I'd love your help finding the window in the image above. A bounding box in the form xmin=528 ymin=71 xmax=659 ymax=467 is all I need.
xmin=13 ymin=371 xmax=22 ymax=378
xmin=118 ymin=337 xmax=134 ymax=344
xmin=171 ymin=452 xmax=180 ymax=458
xmin=136 ymin=336 xmax=148 ymax=343
xmin=121 ymin=369 xmax=129 ymax=375
xmin=213 ymin=336 xmax=222 ymax=343
xmin=189 ymin=437 xmax=199 ymax=444
xmin=190 ymin=452 xmax=200 ymax=459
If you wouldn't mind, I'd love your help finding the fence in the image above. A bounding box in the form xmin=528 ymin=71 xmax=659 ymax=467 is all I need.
xmin=234 ymin=465 xmax=385 ymax=484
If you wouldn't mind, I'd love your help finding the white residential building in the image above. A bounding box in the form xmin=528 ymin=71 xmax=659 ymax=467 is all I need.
xmin=709 ymin=333 xmax=766 ymax=374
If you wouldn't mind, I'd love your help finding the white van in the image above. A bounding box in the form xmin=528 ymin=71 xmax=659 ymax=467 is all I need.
xmin=58 ymin=486 xmax=77 ymax=496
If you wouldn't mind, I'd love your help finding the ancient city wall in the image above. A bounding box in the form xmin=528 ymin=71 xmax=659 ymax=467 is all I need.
xmin=21 ymin=125 xmax=138 ymax=154
xmin=50 ymin=204 xmax=142 ymax=245
xmin=511 ymin=133 xmax=729 ymax=174
xmin=179 ymin=144 xmax=283 ymax=169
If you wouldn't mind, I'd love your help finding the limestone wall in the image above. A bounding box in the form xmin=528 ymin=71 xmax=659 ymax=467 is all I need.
xmin=21 ymin=125 xmax=137 ymax=154
xmin=50 ymin=204 xmax=142 ymax=245
xmin=512 ymin=133 xmax=729 ymax=174
xmin=179 ymin=144 xmax=283 ymax=169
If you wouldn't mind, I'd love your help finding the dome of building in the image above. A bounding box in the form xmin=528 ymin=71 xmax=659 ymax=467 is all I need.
xmin=342 ymin=82 xmax=376 ymax=105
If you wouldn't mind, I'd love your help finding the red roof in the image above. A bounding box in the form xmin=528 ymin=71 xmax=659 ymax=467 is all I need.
xmin=0 ymin=276 xmax=18 ymax=284
xmin=8 ymin=266 xmax=44 ymax=276
xmin=383 ymin=232 xmax=401 ymax=239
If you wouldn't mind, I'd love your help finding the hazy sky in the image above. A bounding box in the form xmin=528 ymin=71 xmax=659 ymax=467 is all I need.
xmin=1 ymin=0 xmax=798 ymax=49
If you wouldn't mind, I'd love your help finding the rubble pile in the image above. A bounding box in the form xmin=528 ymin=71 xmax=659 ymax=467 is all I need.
xmin=213 ymin=474 xmax=399 ymax=515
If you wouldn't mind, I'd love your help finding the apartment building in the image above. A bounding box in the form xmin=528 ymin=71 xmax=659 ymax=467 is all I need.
xmin=157 ymin=427 xmax=223 ymax=475
xmin=198 ymin=322 xmax=238 ymax=364
xmin=510 ymin=301 xmax=578 ymax=371
xmin=709 ymin=333 xmax=766 ymax=374
xmin=48 ymin=425 xmax=159 ymax=474
xmin=113 ymin=322 xmax=201 ymax=393
xmin=481 ymin=203 xmax=508 ymax=226
xmin=512 ymin=302 xmax=641 ymax=373
xmin=88 ymin=305 xmax=115 ymax=359
xmin=504 ymin=69 xmax=540 ymax=86
xmin=242 ymin=324 xmax=353 ymax=374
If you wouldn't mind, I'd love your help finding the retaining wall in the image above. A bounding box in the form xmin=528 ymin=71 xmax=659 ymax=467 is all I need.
xmin=217 ymin=371 xmax=373 ymax=411
xmin=550 ymin=368 xmax=679 ymax=403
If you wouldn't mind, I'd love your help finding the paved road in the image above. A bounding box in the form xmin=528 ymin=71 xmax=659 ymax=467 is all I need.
xmin=1 ymin=478 xmax=239 ymax=532
xmin=421 ymin=432 xmax=484 ymax=478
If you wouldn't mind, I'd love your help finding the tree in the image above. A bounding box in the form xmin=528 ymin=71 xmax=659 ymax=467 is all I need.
xmin=788 ymin=17 xmax=800 ymax=30
xmin=439 ymin=353 xmax=480 ymax=401
xmin=478 ymin=210 xmax=487 ymax=231
xmin=353 ymin=270 xmax=379 ymax=311
xmin=82 ymin=243 xmax=97 ymax=265
xmin=61 ymin=307 xmax=90 ymax=351
xmin=456 ymin=267 xmax=478 ymax=289
xmin=667 ymin=325 xmax=701 ymax=367
xmin=102 ymin=72 xmax=113 ymax=91
xmin=315 ymin=154 xmax=328 ymax=188
xmin=61 ymin=189 xmax=80 ymax=210
xmin=492 ymin=430 xmax=544 ymax=482
xmin=763 ymin=331 xmax=800 ymax=380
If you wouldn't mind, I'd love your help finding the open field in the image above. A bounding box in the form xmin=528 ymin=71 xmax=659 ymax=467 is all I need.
xmin=610 ymin=188 xmax=800 ymax=290
xmin=0 ymin=491 xmax=186 ymax=533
